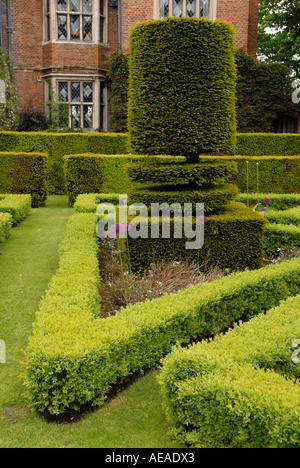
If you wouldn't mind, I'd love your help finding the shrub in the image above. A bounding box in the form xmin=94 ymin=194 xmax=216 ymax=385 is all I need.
xmin=63 ymin=154 xmax=185 ymax=205
xmin=263 ymin=207 xmax=300 ymax=227
xmin=264 ymin=223 xmax=300 ymax=256
xmin=0 ymin=212 xmax=12 ymax=243
xmin=0 ymin=49 xmax=18 ymax=131
xmin=24 ymin=209 xmax=300 ymax=415
xmin=107 ymin=51 xmax=129 ymax=133
xmin=236 ymin=134 xmax=300 ymax=156
xmin=158 ymin=294 xmax=300 ymax=448
xmin=0 ymin=194 xmax=31 ymax=225
xmin=128 ymin=17 xmax=237 ymax=159
xmin=237 ymin=192 xmax=300 ymax=210
xmin=18 ymin=106 xmax=49 ymax=132
xmin=0 ymin=152 xmax=47 ymax=207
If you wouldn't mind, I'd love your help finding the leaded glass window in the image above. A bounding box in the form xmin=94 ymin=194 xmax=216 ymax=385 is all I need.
xmin=56 ymin=0 xmax=93 ymax=41
xmin=158 ymin=0 xmax=212 ymax=19
xmin=58 ymin=81 xmax=94 ymax=128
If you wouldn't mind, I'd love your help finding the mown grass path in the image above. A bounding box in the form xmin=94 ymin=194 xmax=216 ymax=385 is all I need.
xmin=0 ymin=196 xmax=178 ymax=448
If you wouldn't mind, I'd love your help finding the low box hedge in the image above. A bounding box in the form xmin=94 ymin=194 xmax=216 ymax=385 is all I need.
xmin=264 ymin=223 xmax=300 ymax=256
xmin=237 ymin=193 xmax=300 ymax=210
xmin=24 ymin=210 xmax=300 ymax=416
xmin=0 ymin=194 xmax=31 ymax=225
xmin=0 ymin=212 xmax=12 ymax=243
xmin=158 ymin=294 xmax=300 ymax=448
xmin=263 ymin=207 xmax=300 ymax=227
xmin=0 ymin=152 xmax=47 ymax=207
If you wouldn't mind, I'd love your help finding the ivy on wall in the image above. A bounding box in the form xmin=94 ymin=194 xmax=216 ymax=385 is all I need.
xmin=0 ymin=48 xmax=19 ymax=131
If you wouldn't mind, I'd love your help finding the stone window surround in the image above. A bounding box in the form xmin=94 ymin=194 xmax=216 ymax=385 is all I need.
xmin=42 ymin=0 xmax=108 ymax=45
xmin=153 ymin=0 xmax=217 ymax=20
xmin=43 ymin=73 xmax=108 ymax=131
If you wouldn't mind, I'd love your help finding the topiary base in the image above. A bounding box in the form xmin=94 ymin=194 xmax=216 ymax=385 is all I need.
xmin=127 ymin=202 xmax=267 ymax=272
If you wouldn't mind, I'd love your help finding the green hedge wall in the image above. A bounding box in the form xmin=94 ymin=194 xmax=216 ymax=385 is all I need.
xmin=237 ymin=193 xmax=300 ymax=210
xmin=63 ymin=154 xmax=185 ymax=205
xmin=0 ymin=152 xmax=47 ymax=207
xmin=236 ymin=134 xmax=300 ymax=156
xmin=200 ymin=156 xmax=300 ymax=194
xmin=263 ymin=207 xmax=300 ymax=227
xmin=0 ymin=194 xmax=31 ymax=225
xmin=264 ymin=223 xmax=300 ymax=255
xmin=158 ymin=294 xmax=300 ymax=448
xmin=24 ymin=209 xmax=300 ymax=415
xmin=0 ymin=212 xmax=12 ymax=244
xmin=128 ymin=17 xmax=237 ymax=159
xmin=126 ymin=202 xmax=266 ymax=272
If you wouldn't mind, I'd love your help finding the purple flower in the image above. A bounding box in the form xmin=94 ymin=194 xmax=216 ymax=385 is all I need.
xmin=263 ymin=198 xmax=271 ymax=205
xmin=261 ymin=207 xmax=267 ymax=212
xmin=197 ymin=215 xmax=207 ymax=224
xmin=109 ymin=223 xmax=126 ymax=238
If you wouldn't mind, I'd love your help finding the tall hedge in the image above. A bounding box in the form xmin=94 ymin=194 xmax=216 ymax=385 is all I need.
xmin=128 ymin=17 xmax=237 ymax=160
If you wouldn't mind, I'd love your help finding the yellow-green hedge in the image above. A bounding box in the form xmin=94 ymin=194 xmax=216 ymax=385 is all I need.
xmin=0 ymin=194 xmax=31 ymax=225
xmin=0 ymin=212 xmax=12 ymax=244
xmin=158 ymin=294 xmax=300 ymax=448
xmin=24 ymin=210 xmax=300 ymax=415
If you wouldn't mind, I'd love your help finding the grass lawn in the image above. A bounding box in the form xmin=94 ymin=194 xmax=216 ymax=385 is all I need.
xmin=0 ymin=196 xmax=181 ymax=448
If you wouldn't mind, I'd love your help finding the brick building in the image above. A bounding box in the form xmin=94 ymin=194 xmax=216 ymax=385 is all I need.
xmin=0 ymin=0 xmax=259 ymax=131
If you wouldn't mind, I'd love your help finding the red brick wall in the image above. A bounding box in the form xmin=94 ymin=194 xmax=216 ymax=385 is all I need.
xmin=2 ymin=0 xmax=258 ymax=114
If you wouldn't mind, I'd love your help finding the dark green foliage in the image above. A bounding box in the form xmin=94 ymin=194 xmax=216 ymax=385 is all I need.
xmin=235 ymin=50 xmax=300 ymax=133
xmin=127 ymin=202 xmax=266 ymax=272
xmin=126 ymin=162 xmax=238 ymax=186
xmin=128 ymin=17 xmax=237 ymax=159
xmin=0 ymin=152 xmax=47 ymax=207
xmin=236 ymin=133 xmax=300 ymax=156
xmin=200 ymin=156 xmax=300 ymax=194
xmin=127 ymin=184 xmax=239 ymax=215
xmin=18 ymin=106 xmax=49 ymax=132
xmin=0 ymin=49 xmax=19 ymax=131
xmin=107 ymin=51 xmax=129 ymax=133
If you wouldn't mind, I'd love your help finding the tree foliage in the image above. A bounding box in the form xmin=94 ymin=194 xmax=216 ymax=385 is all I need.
xmin=0 ymin=48 xmax=19 ymax=130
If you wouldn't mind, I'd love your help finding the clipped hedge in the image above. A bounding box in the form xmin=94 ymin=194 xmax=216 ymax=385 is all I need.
xmin=200 ymin=156 xmax=300 ymax=194
xmin=24 ymin=212 xmax=300 ymax=416
xmin=158 ymin=294 xmax=300 ymax=448
xmin=236 ymin=133 xmax=300 ymax=156
xmin=237 ymin=192 xmax=300 ymax=210
xmin=128 ymin=17 xmax=237 ymax=159
xmin=0 ymin=212 xmax=12 ymax=244
xmin=263 ymin=207 xmax=300 ymax=227
xmin=0 ymin=194 xmax=31 ymax=225
xmin=0 ymin=132 xmax=128 ymax=194
xmin=63 ymin=154 xmax=185 ymax=205
xmin=0 ymin=152 xmax=47 ymax=207
xmin=264 ymin=223 xmax=300 ymax=255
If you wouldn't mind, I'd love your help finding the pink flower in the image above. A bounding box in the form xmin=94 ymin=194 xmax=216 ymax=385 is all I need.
xmin=197 ymin=215 xmax=207 ymax=224
xmin=109 ymin=223 xmax=126 ymax=238
xmin=263 ymin=198 xmax=271 ymax=205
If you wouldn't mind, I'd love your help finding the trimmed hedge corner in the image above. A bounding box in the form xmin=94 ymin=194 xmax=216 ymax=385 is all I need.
xmin=0 ymin=152 xmax=47 ymax=207
xmin=24 ymin=210 xmax=300 ymax=416
xmin=0 ymin=194 xmax=31 ymax=225
xmin=0 ymin=212 xmax=12 ymax=243
xmin=158 ymin=294 xmax=300 ymax=448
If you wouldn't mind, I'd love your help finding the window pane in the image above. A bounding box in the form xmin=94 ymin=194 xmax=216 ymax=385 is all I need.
xmin=83 ymin=16 xmax=92 ymax=41
xmin=70 ymin=0 xmax=80 ymax=11
xmin=83 ymin=105 xmax=93 ymax=128
xmin=46 ymin=15 xmax=51 ymax=41
xmin=71 ymin=82 xmax=81 ymax=102
xmin=59 ymin=82 xmax=69 ymax=101
xmin=100 ymin=0 xmax=104 ymax=15
xmin=71 ymin=105 xmax=81 ymax=128
xmin=83 ymin=83 xmax=93 ymax=102
xmin=159 ymin=0 xmax=169 ymax=19
xmin=173 ymin=0 xmax=183 ymax=17
xmin=58 ymin=15 xmax=67 ymax=40
xmin=70 ymin=15 xmax=80 ymax=39
xmin=57 ymin=0 xmax=67 ymax=11
xmin=46 ymin=0 xmax=50 ymax=13
xmin=83 ymin=0 xmax=93 ymax=13
xmin=186 ymin=0 xmax=196 ymax=17
xmin=100 ymin=16 xmax=104 ymax=42
xmin=200 ymin=0 xmax=210 ymax=17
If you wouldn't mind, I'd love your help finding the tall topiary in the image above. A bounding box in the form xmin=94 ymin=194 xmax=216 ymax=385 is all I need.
xmin=0 ymin=48 xmax=19 ymax=131
xmin=128 ymin=17 xmax=237 ymax=161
